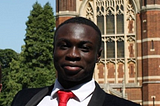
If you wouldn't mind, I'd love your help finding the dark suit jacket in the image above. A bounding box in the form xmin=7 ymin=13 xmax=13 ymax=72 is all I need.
xmin=11 ymin=82 xmax=140 ymax=106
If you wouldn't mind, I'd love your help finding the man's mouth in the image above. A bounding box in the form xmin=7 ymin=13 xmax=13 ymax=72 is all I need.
xmin=64 ymin=66 xmax=81 ymax=71
xmin=63 ymin=65 xmax=82 ymax=75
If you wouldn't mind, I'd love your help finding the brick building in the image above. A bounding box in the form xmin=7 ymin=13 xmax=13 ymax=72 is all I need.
xmin=55 ymin=0 xmax=160 ymax=106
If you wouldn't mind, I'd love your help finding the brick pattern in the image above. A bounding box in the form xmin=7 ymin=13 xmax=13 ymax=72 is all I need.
xmin=136 ymin=13 xmax=142 ymax=40
xmin=129 ymin=63 xmax=135 ymax=78
xmin=107 ymin=63 xmax=115 ymax=78
xmin=143 ymin=84 xmax=160 ymax=106
xmin=129 ymin=43 xmax=134 ymax=57
xmin=56 ymin=17 xmax=73 ymax=27
xmin=126 ymin=88 xmax=142 ymax=101
xmin=142 ymin=0 xmax=160 ymax=5
xmin=142 ymin=41 xmax=160 ymax=56
xmin=156 ymin=0 xmax=160 ymax=4
xmin=97 ymin=63 xmax=104 ymax=78
xmin=56 ymin=0 xmax=76 ymax=12
xmin=142 ymin=11 xmax=160 ymax=39
xmin=136 ymin=13 xmax=142 ymax=87
xmin=118 ymin=63 xmax=124 ymax=78
xmin=128 ymin=20 xmax=134 ymax=33
xmin=143 ymin=58 xmax=160 ymax=77
xmin=141 ymin=10 xmax=160 ymax=106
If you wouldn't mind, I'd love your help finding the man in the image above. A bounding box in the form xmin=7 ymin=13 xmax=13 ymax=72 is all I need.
xmin=11 ymin=17 xmax=140 ymax=106
xmin=0 ymin=65 xmax=2 ymax=92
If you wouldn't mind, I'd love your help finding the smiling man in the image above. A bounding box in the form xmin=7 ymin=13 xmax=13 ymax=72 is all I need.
xmin=11 ymin=17 xmax=140 ymax=106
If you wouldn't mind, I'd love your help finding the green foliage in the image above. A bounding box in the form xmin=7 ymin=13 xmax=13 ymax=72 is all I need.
xmin=0 ymin=49 xmax=19 ymax=106
xmin=0 ymin=2 xmax=56 ymax=106
xmin=0 ymin=49 xmax=18 ymax=69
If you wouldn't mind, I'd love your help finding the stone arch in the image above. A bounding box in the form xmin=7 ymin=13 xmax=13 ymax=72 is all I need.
xmin=79 ymin=0 xmax=94 ymax=20
xmin=131 ymin=0 xmax=141 ymax=13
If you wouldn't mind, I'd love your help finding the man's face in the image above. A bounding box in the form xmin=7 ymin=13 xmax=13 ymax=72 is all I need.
xmin=54 ymin=23 xmax=101 ymax=87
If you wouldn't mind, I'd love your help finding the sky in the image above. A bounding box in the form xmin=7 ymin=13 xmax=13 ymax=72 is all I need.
xmin=0 ymin=0 xmax=56 ymax=53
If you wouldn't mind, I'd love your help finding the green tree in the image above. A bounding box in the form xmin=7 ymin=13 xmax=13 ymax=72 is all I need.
xmin=0 ymin=2 xmax=56 ymax=106
xmin=0 ymin=49 xmax=19 ymax=106
xmin=22 ymin=2 xmax=56 ymax=88
xmin=0 ymin=49 xmax=19 ymax=85
xmin=0 ymin=49 xmax=18 ymax=69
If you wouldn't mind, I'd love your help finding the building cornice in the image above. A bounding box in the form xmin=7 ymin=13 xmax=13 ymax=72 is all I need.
xmin=143 ymin=76 xmax=160 ymax=80
xmin=136 ymin=38 xmax=160 ymax=43
xmin=141 ymin=5 xmax=160 ymax=11
xmin=143 ymin=81 xmax=160 ymax=84
xmin=100 ymin=83 xmax=141 ymax=88
xmin=137 ymin=55 xmax=160 ymax=60
xmin=56 ymin=11 xmax=79 ymax=17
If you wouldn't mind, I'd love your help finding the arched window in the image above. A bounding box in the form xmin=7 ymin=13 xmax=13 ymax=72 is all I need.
xmin=96 ymin=0 xmax=136 ymax=83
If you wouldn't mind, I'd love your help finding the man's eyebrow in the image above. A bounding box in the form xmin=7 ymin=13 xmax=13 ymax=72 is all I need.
xmin=56 ymin=38 xmax=93 ymax=44
xmin=80 ymin=41 xmax=93 ymax=44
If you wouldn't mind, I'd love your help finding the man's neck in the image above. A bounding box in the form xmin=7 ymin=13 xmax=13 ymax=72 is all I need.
xmin=58 ymin=78 xmax=92 ymax=89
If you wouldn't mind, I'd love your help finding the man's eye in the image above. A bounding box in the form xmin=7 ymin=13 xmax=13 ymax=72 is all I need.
xmin=59 ymin=44 xmax=68 ymax=49
xmin=60 ymin=44 xmax=68 ymax=49
xmin=81 ymin=46 xmax=90 ymax=52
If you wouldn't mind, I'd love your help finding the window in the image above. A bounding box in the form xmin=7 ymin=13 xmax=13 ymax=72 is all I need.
xmin=151 ymin=40 xmax=154 ymax=49
xmin=117 ymin=41 xmax=124 ymax=58
xmin=95 ymin=0 xmax=136 ymax=83
xmin=106 ymin=14 xmax=115 ymax=34
xmin=117 ymin=14 xmax=124 ymax=34
xmin=107 ymin=41 xmax=115 ymax=58
xmin=97 ymin=16 xmax=104 ymax=34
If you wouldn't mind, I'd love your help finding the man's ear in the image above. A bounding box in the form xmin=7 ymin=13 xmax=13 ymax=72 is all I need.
xmin=96 ymin=48 xmax=102 ymax=63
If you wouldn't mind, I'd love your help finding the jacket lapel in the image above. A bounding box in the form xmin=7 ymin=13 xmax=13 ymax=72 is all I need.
xmin=25 ymin=82 xmax=105 ymax=106
xmin=88 ymin=82 xmax=106 ymax=106
xmin=25 ymin=85 xmax=54 ymax=106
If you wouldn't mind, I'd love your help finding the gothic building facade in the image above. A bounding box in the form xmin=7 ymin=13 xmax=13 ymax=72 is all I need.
xmin=55 ymin=0 xmax=160 ymax=106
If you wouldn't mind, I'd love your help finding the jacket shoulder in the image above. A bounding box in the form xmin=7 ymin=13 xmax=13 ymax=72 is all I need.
xmin=103 ymin=93 xmax=140 ymax=106
xmin=11 ymin=87 xmax=44 ymax=106
xmin=11 ymin=85 xmax=53 ymax=106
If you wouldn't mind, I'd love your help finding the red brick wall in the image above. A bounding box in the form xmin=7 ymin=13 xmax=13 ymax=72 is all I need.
xmin=126 ymin=88 xmax=142 ymax=102
xmin=141 ymin=10 xmax=160 ymax=106
xmin=136 ymin=13 xmax=142 ymax=85
xmin=143 ymin=0 xmax=160 ymax=5
xmin=143 ymin=84 xmax=160 ymax=106
xmin=56 ymin=17 xmax=73 ymax=27
xmin=56 ymin=0 xmax=76 ymax=12
xmin=128 ymin=43 xmax=134 ymax=57
xmin=156 ymin=0 xmax=160 ymax=4
xmin=143 ymin=58 xmax=160 ymax=77
xmin=118 ymin=63 xmax=124 ymax=78
xmin=107 ymin=63 xmax=115 ymax=78
xmin=136 ymin=13 xmax=142 ymax=41
xmin=141 ymin=11 xmax=160 ymax=39
xmin=97 ymin=63 xmax=104 ymax=78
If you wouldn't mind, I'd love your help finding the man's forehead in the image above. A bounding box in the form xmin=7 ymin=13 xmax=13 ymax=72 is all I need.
xmin=56 ymin=38 xmax=93 ymax=44
xmin=54 ymin=22 xmax=101 ymax=49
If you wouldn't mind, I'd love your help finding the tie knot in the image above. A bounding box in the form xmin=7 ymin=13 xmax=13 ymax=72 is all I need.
xmin=57 ymin=90 xmax=75 ymax=106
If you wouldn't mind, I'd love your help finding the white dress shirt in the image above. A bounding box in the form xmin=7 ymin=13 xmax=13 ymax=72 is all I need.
xmin=37 ymin=79 xmax=96 ymax=106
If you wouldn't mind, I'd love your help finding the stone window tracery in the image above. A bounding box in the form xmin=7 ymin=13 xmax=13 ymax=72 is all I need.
xmin=94 ymin=0 xmax=136 ymax=83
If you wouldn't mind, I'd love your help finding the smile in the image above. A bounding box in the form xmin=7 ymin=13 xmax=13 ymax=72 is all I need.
xmin=63 ymin=65 xmax=82 ymax=75
xmin=64 ymin=66 xmax=82 ymax=71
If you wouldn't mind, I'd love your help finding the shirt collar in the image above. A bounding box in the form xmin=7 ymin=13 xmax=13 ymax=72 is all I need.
xmin=50 ymin=79 xmax=95 ymax=102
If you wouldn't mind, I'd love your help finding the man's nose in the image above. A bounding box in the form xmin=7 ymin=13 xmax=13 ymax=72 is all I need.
xmin=65 ymin=47 xmax=80 ymax=61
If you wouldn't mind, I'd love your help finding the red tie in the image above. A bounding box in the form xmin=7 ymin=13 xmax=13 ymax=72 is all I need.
xmin=57 ymin=90 xmax=75 ymax=106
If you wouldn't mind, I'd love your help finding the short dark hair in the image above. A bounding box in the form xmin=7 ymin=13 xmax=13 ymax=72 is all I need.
xmin=54 ymin=17 xmax=102 ymax=49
